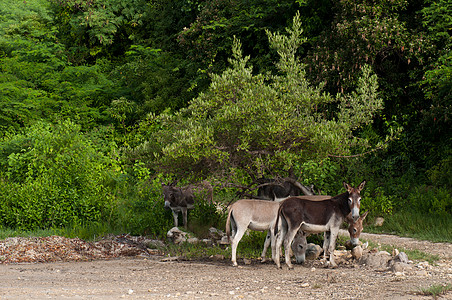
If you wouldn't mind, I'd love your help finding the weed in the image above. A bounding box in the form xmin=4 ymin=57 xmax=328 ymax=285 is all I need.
xmin=417 ymin=284 xmax=452 ymax=299
xmin=365 ymin=211 xmax=452 ymax=243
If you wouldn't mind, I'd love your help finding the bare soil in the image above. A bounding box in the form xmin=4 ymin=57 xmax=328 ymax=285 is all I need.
xmin=0 ymin=232 xmax=451 ymax=299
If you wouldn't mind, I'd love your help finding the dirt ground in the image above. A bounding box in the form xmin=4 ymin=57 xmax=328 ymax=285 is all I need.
xmin=0 ymin=232 xmax=451 ymax=299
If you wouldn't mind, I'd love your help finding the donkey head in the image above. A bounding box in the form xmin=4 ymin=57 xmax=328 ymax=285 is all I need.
xmin=346 ymin=210 xmax=369 ymax=246
xmin=343 ymin=180 xmax=366 ymax=222
xmin=292 ymin=231 xmax=308 ymax=264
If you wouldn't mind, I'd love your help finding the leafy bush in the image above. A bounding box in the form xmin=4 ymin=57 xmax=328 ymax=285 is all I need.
xmin=407 ymin=186 xmax=452 ymax=216
xmin=113 ymin=176 xmax=173 ymax=238
xmin=361 ymin=186 xmax=395 ymax=215
xmin=0 ymin=120 xmax=118 ymax=230
xmin=427 ymin=157 xmax=452 ymax=189
xmin=298 ymin=158 xmax=340 ymax=193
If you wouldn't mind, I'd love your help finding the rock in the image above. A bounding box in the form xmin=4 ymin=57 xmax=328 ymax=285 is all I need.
xmin=390 ymin=262 xmax=412 ymax=273
xmin=167 ymin=227 xmax=194 ymax=244
xmin=209 ymin=227 xmax=225 ymax=241
xmin=187 ymin=237 xmax=199 ymax=244
xmin=243 ymin=258 xmax=252 ymax=265
xmin=359 ymin=251 xmax=392 ymax=269
xmin=201 ymin=239 xmax=213 ymax=246
xmin=305 ymin=243 xmax=322 ymax=260
xmin=393 ymin=252 xmax=409 ymax=264
xmin=374 ymin=217 xmax=385 ymax=227
xmin=351 ymin=246 xmax=363 ymax=260
xmin=210 ymin=254 xmax=225 ymax=261
xmin=218 ymin=236 xmax=230 ymax=245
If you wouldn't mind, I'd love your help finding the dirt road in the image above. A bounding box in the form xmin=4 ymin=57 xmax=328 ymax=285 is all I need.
xmin=0 ymin=233 xmax=451 ymax=299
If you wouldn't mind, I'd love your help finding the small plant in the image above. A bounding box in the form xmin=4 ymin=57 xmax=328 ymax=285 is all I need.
xmin=418 ymin=284 xmax=452 ymax=299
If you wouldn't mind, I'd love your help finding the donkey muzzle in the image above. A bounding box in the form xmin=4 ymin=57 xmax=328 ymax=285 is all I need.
xmin=351 ymin=208 xmax=360 ymax=222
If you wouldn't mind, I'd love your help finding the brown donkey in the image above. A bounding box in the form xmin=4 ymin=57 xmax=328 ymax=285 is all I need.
xmin=274 ymin=181 xmax=366 ymax=269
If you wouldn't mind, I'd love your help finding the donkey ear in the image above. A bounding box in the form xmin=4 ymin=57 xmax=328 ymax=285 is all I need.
xmin=358 ymin=180 xmax=366 ymax=191
xmin=343 ymin=182 xmax=352 ymax=192
xmin=361 ymin=210 xmax=369 ymax=220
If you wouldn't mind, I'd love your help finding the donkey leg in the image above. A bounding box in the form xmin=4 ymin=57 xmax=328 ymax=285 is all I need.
xmin=171 ymin=210 xmax=179 ymax=228
xmin=327 ymin=229 xmax=339 ymax=268
xmin=261 ymin=231 xmax=271 ymax=262
xmin=231 ymin=227 xmax=247 ymax=267
xmin=181 ymin=207 xmax=188 ymax=229
xmin=322 ymin=231 xmax=331 ymax=261
xmin=284 ymin=228 xmax=299 ymax=270
xmin=274 ymin=224 xmax=286 ymax=268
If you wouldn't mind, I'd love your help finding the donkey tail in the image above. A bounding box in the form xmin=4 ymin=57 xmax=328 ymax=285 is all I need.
xmin=225 ymin=206 xmax=233 ymax=242
xmin=273 ymin=202 xmax=283 ymax=237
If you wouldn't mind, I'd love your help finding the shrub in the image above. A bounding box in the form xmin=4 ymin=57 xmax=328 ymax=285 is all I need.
xmin=407 ymin=186 xmax=452 ymax=216
xmin=361 ymin=186 xmax=395 ymax=215
xmin=0 ymin=120 xmax=118 ymax=230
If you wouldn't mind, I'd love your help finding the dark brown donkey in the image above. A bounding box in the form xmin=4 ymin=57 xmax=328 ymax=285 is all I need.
xmin=273 ymin=181 xmax=366 ymax=269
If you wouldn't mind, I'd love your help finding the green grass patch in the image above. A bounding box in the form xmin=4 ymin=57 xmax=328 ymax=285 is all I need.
xmin=0 ymin=222 xmax=121 ymax=241
xmin=365 ymin=211 xmax=452 ymax=243
xmin=417 ymin=284 xmax=452 ymax=299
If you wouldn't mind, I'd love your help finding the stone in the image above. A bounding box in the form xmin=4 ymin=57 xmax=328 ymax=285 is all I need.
xmin=209 ymin=227 xmax=225 ymax=241
xmin=393 ymin=252 xmax=409 ymax=264
xmin=218 ymin=236 xmax=230 ymax=245
xmin=167 ymin=227 xmax=195 ymax=244
xmin=359 ymin=251 xmax=392 ymax=269
xmin=201 ymin=239 xmax=213 ymax=246
xmin=210 ymin=254 xmax=225 ymax=261
xmin=390 ymin=262 xmax=412 ymax=273
xmin=305 ymin=243 xmax=322 ymax=260
xmin=187 ymin=237 xmax=199 ymax=244
xmin=351 ymin=246 xmax=363 ymax=260
xmin=374 ymin=217 xmax=385 ymax=227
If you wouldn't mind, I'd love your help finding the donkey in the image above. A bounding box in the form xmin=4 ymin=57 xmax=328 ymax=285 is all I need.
xmin=292 ymin=210 xmax=369 ymax=265
xmin=162 ymin=181 xmax=213 ymax=228
xmin=274 ymin=181 xmax=366 ymax=269
xmin=226 ymin=195 xmax=331 ymax=267
xmin=225 ymin=199 xmax=306 ymax=266
xmin=255 ymin=177 xmax=315 ymax=200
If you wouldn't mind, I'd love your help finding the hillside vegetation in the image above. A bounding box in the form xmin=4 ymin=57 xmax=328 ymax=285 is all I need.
xmin=0 ymin=0 xmax=450 ymax=241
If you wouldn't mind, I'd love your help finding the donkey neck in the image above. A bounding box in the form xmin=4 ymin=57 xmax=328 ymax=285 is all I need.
xmin=333 ymin=192 xmax=352 ymax=218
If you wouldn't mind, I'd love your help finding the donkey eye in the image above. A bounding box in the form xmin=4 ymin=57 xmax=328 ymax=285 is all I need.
xmin=348 ymin=198 xmax=352 ymax=203
xmin=353 ymin=228 xmax=357 ymax=233
xmin=299 ymin=244 xmax=304 ymax=249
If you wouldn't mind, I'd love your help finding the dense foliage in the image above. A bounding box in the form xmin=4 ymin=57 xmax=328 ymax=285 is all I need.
xmin=0 ymin=0 xmax=450 ymax=237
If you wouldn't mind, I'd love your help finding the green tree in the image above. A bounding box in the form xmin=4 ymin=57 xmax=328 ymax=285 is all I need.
xmin=147 ymin=14 xmax=384 ymax=184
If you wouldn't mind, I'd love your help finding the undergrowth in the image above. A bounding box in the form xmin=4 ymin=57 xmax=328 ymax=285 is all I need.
xmin=365 ymin=210 xmax=452 ymax=243
xmin=417 ymin=284 xmax=452 ymax=299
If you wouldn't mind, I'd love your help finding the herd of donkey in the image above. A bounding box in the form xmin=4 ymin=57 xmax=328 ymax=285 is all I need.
xmin=162 ymin=178 xmax=368 ymax=270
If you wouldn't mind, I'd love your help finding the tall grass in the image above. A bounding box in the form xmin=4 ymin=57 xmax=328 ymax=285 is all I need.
xmin=366 ymin=210 xmax=452 ymax=243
